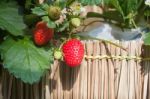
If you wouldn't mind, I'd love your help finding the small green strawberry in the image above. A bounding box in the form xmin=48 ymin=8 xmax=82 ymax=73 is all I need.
xmin=48 ymin=6 xmax=61 ymax=21
xmin=70 ymin=18 xmax=81 ymax=27
xmin=54 ymin=49 xmax=62 ymax=60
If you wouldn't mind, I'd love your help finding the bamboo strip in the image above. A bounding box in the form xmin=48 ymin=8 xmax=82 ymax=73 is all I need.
xmin=41 ymin=75 xmax=45 ymax=99
xmin=98 ymin=41 xmax=102 ymax=99
xmin=2 ymin=70 xmax=7 ymax=99
xmin=0 ymin=75 xmax=3 ymax=99
xmin=52 ymin=63 xmax=59 ymax=99
xmin=80 ymin=41 xmax=88 ymax=99
xmin=147 ymin=48 xmax=150 ymax=99
xmin=147 ymin=46 xmax=150 ymax=99
xmin=114 ymin=40 xmax=121 ymax=98
xmin=134 ymin=40 xmax=141 ymax=99
xmin=45 ymin=70 xmax=50 ymax=99
xmin=86 ymin=41 xmax=93 ymax=99
xmin=108 ymin=41 xmax=115 ymax=99
xmin=93 ymin=41 xmax=100 ymax=99
xmin=33 ymin=83 xmax=40 ymax=99
xmin=63 ymin=63 xmax=70 ymax=99
xmin=100 ymin=41 xmax=105 ymax=99
xmin=11 ymin=78 xmax=16 ymax=99
xmin=101 ymin=42 xmax=108 ymax=99
xmin=20 ymin=81 xmax=23 ymax=99
xmin=8 ymin=75 xmax=13 ymax=99
xmin=142 ymin=45 xmax=149 ymax=99
xmin=25 ymin=84 xmax=29 ymax=99
xmin=129 ymin=42 xmax=134 ymax=99
xmin=90 ymin=41 xmax=96 ymax=99
xmin=57 ymin=61 xmax=63 ymax=99
xmin=79 ymin=52 xmax=84 ymax=99
xmin=117 ymin=42 xmax=129 ymax=99
xmin=50 ymin=64 xmax=54 ymax=99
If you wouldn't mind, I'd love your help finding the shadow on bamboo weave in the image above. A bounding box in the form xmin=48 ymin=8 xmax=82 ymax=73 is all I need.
xmin=49 ymin=61 xmax=80 ymax=91
xmin=139 ymin=44 xmax=150 ymax=99
xmin=60 ymin=62 xmax=80 ymax=91
xmin=140 ymin=45 xmax=150 ymax=74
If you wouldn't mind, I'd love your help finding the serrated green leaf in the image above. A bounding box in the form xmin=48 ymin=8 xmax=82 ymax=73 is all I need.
xmin=47 ymin=20 xmax=56 ymax=28
xmin=32 ymin=3 xmax=49 ymax=16
xmin=54 ymin=1 xmax=66 ymax=9
xmin=42 ymin=16 xmax=50 ymax=22
xmin=78 ymin=0 xmax=102 ymax=5
xmin=32 ymin=7 xmax=48 ymax=16
xmin=42 ymin=16 xmax=56 ymax=28
xmin=110 ymin=0 xmax=124 ymax=17
xmin=57 ymin=21 xmax=69 ymax=32
xmin=143 ymin=32 xmax=150 ymax=45
xmin=0 ymin=2 xmax=26 ymax=36
xmin=0 ymin=37 xmax=53 ymax=84
xmin=66 ymin=0 xmax=75 ymax=6
xmin=41 ymin=3 xmax=49 ymax=10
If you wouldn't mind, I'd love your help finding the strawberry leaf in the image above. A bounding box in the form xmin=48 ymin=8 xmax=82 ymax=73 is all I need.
xmin=42 ymin=16 xmax=56 ymax=28
xmin=32 ymin=7 xmax=47 ymax=16
xmin=57 ymin=20 xmax=69 ymax=32
xmin=31 ymin=3 xmax=49 ymax=16
xmin=0 ymin=37 xmax=53 ymax=84
xmin=0 ymin=2 xmax=26 ymax=36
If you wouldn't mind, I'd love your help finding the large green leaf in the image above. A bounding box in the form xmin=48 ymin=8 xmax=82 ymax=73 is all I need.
xmin=143 ymin=33 xmax=150 ymax=45
xmin=0 ymin=37 xmax=53 ymax=84
xmin=31 ymin=3 xmax=49 ymax=16
xmin=0 ymin=2 xmax=26 ymax=36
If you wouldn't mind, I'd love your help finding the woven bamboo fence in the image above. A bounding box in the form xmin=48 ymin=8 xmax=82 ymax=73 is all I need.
xmin=1 ymin=40 xmax=150 ymax=99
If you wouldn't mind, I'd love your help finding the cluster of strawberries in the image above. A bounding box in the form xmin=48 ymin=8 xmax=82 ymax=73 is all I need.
xmin=33 ymin=21 xmax=84 ymax=67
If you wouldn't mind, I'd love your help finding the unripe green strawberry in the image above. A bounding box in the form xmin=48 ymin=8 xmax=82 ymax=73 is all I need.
xmin=54 ymin=50 xmax=62 ymax=60
xmin=62 ymin=39 xmax=84 ymax=67
xmin=33 ymin=21 xmax=54 ymax=46
xmin=70 ymin=18 xmax=81 ymax=27
xmin=48 ymin=6 xmax=61 ymax=21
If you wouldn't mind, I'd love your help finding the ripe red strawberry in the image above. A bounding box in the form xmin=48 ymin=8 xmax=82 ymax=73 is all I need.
xmin=33 ymin=21 xmax=54 ymax=46
xmin=35 ymin=21 xmax=47 ymax=29
xmin=62 ymin=39 xmax=84 ymax=67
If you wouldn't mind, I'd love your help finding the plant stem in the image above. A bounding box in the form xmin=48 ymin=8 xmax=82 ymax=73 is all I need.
xmin=94 ymin=38 xmax=127 ymax=51
xmin=131 ymin=19 xmax=138 ymax=28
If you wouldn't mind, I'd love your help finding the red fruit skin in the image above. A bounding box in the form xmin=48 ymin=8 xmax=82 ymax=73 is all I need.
xmin=36 ymin=21 xmax=47 ymax=29
xmin=33 ymin=21 xmax=54 ymax=46
xmin=62 ymin=39 xmax=84 ymax=67
xmin=34 ymin=29 xmax=48 ymax=46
